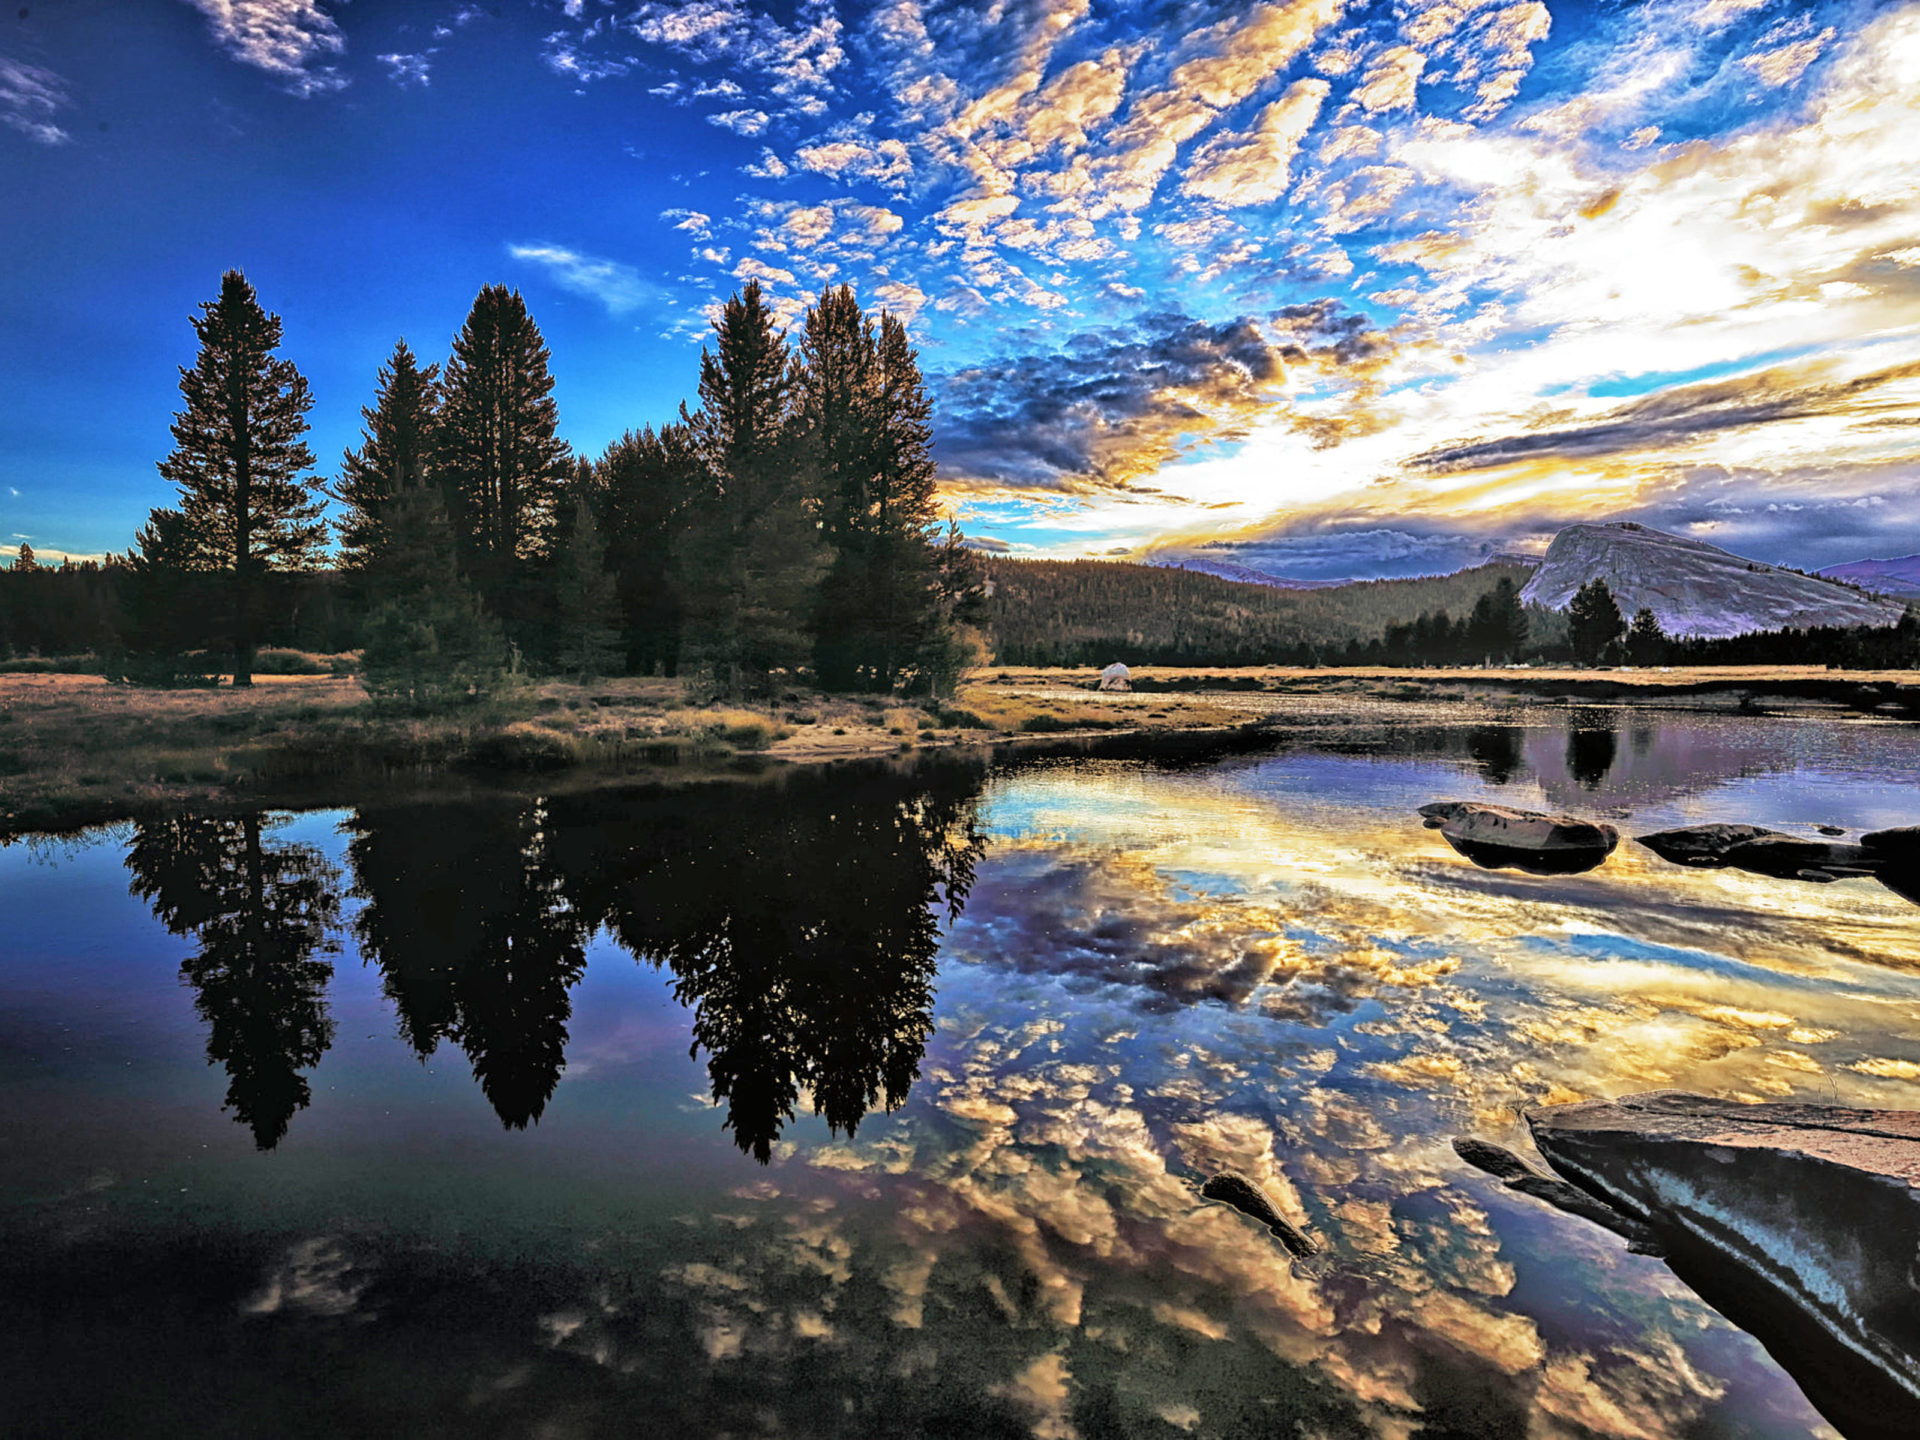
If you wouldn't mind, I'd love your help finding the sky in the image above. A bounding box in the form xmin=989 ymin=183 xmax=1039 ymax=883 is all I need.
xmin=3 ymin=0 xmax=1918 ymax=581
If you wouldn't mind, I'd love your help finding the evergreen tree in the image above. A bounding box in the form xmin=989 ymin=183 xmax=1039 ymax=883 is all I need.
xmin=153 ymin=269 xmax=327 ymax=686
xmin=438 ymin=285 xmax=572 ymax=623
xmin=334 ymin=339 xmax=440 ymax=580
xmin=1624 ymin=606 xmax=1667 ymax=666
xmin=358 ymin=475 xmax=510 ymax=711
xmin=598 ymin=422 xmax=704 ymax=676
xmin=554 ymin=491 xmax=623 ymax=679
xmin=13 ymin=542 xmax=34 ymax=571
xmin=1465 ymin=575 xmax=1529 ymax=663
xmin=683 ymin=281 xmax=826 ymax=692
xmin=1568 ymin=578 xmax=1626 ymax=665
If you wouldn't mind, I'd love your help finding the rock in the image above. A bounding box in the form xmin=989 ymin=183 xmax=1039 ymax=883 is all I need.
xmin=1818 ymin=825 xmax=1848 ymax=837
xmin=1635 ymin=823 xmax=1793 ymax=867
xmin=1862 ymin=825 xmax=1920 ymax=855
xmin=1097 ymin=662 xmax=1131 ymax=692
xmin=1199 ymin=1171 xmax=1317 ymax=1258
xmin=1519 ymin=522 xmax=1907 ymax=639
xmin=1451 ymin=1137 xmax=1663 ymax=1254
xmin=1721 ymin=835 xmax=1879 ymax=878
xmin=1419 ymin=802 xmax=1619 ymax=875
xmin=1528 ymin=1091 xmax=1920 ymax=1440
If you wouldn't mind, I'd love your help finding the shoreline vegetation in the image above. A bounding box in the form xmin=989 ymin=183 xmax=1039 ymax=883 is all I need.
xmin=8 ymin=662 xmax=1920 ymax=840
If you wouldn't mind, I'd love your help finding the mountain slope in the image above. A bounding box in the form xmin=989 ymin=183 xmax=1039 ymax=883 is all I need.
xmin=1145 ymin=556 xmax=1346 ymax=589
xmin=1818 ymin=555 xmax=1920 ymax=597
xmin=1519 ymin=523 xmax=1905 ymax=638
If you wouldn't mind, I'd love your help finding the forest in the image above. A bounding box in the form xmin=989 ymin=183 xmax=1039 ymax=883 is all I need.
xmin=0 ymin=271 xmax=980 ymax=702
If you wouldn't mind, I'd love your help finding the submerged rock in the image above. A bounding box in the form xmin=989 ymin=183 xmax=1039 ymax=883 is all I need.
xmin=1451 ymin=1137 xmax=1662 ymax=1254
xmin=1199 ymin=1171 xmax=1318 ymax=1258
xmin=1528 ymin=1091 xmax=1920 ymax=1440
xmin=1640 ymin=823 xmax=1920 ymax=897
xmin=1419 ymin=801 xmax=1619 ymax=875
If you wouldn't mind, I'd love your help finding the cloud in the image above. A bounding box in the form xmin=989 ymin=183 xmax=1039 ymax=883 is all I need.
xmin=181 ymin=0 xmax=348 ymax=97
xmin=1350 ymin=45 xmax=1424 ymax=113
xmin=734 ymin=255 xmax=797 ymax=286
xmin=1181 ymin=78 xmax=1329 ymax=208
xmin=0 ymin=55 xmax=71 ymax=145
xmin=794 ymin=137 xmax=912 ymax=188
xmin=507 ymin=243 xmax=652 ymax=314
xmin=662 ymin=207 xmax=713 ymax=239
xmin=708 ymin=108 xmax=771 ymax=135
xmin=1408 ymin=358 xmax=1920 ymax=475
xmin=1742 ymin=24 xmax=1836 ymax=87
xmin=376 ymin=52 xmax=431 ymax=88
xmin=935 ymin=312 xmax=1298 ymax=494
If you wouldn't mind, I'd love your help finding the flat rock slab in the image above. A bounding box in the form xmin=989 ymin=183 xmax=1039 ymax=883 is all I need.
xmin=1528 ymin=1091 xmax=1920 ymax=1437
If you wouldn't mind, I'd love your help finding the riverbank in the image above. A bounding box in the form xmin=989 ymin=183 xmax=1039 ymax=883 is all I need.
xmin=0 ymin=670 xmax=1259 ymax=836
xmin=6 ymin=662 xmax=1917 ymax=838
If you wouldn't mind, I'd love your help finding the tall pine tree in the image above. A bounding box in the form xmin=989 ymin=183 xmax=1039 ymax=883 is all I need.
xmin=334 ymin=339 xmax=440 ymax=581
xmin=153 ymin=270 xmax=327 ymax=686
xmin=597 ymin=422 xmax=705 ymax=676
xmin=683 ymin=281 xmax=826 ymax=693
xmin=438 ymin=285 xmax=572 ymax=626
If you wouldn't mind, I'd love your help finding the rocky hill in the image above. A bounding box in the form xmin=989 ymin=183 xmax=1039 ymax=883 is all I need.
xmin=1519 ymin=522 xmax=1906 ymax=638
xmin=1818 ymin=554 xmax=1920 ymax=597
xmin=1146 ymin=555 xmax=1344 ymax=589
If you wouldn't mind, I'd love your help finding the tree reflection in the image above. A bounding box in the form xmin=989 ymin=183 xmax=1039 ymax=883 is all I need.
xmin=1566 ymin=709 xmax=1619 ymax=790
xmin=344 ymin=802 xmax=587 ymax=1129
xmin=126 ymin=815 xmax=341 ymax=1149
xmin=341 ymin=760 xmax=983 ymax=1154
xmin=592 ymin=768 xmax=982 ymax=1161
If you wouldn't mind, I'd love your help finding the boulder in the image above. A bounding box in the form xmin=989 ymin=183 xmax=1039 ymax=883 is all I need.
xmin=1862 ymin=825 xmax=1920 ymax=856
xmin=1199 ymin=1171 xmax=1317 ymax=1257
xmin=1419 ymin=801 xmax=1619 ymax=875
xmin=1528 ymin=1091 xmax=1920 ymax=1439
xmin=1635 ymin=823 xmax=1792 ymax=867
xmin=1098 ymin=662 xmax=1131 ymax=692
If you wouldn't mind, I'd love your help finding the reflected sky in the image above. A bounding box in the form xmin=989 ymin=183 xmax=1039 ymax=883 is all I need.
xmin=6 ymin=705 xmax=1920 ymax=1437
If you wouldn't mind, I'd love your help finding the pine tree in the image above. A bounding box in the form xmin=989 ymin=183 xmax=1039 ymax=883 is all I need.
xmin=13 ymin=542 xmax=34 ymax=571
xmin=683 ymin=281 xmax=826 ymax=692
xmin=598 ymin=422 xmax=705 ymax=676
xmin=798 ymin=286 xmax=879 ymax=689
xmin=154 ymin=270 xmax=327 ymax=686
xmin=871 ymin=310 xmax=949 ymax=688
xmin=1568 ymin=578 xmax=1626 ymax=665
xmin=554 ymin=491 xmax=623 ymax=680
xmin=335 ymin=339 xmax=440 ymax=580
xmin=1624 ymin=606 xmax=1667 ymax=666
xmin=1466 ymin=576 xmax=1528 ymax=662
xmin=438 ymin=285 xmax=572 ymax=624
xmin=357 ymin=475 xmax=510 ymax=711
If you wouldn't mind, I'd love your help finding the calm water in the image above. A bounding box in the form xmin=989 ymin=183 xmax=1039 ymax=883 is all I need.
xmin=7 ymin=700 xmax=1920 ymax=1438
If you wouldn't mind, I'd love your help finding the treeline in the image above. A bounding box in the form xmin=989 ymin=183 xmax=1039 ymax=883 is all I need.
xmin=982 ymin=558 xmax=1552 ymax=666
xmin=1 ymin=270 xmax=981 ymax=700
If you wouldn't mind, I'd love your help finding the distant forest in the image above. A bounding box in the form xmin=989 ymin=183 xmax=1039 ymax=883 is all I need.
xmin=982 ymin=558 xmax=1561 ymax=666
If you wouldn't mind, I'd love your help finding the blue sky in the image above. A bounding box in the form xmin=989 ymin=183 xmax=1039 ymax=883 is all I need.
xmin=4 ymin=0 xmax=1918 ymax=580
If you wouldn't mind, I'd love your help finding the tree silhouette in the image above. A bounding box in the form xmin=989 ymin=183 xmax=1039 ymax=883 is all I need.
xmin=438 ymin=285 xmax=572 ymax=624
xmin=13 ymin=542 xmax=34 ymax=571
xmin=595 ymin=421 xmax=704 ymax=675
xmin=1568 ymin=578 xmax=1626 ymax=665
xmin=1624 ymin=606 xmax=1667 ymax=666
xmin=344 ymin=802 xmax=587 ymax=1129
xmin=334 ymin=338 xmax=441 ymax=582
xmin=683 ymin=280 xmax=827 ymax=692
xmin=126 ymin=813 xmax=341 ymax=1149
xmin=152 ymin=270 xmax=327 ymax=686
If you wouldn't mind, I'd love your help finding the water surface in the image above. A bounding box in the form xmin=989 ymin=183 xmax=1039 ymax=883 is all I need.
xmin=7 ymin=700 xmax=1920 ymax=1438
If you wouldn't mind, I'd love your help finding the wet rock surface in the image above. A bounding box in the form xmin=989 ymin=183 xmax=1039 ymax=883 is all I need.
xmin=1451 ymin=1137 xmax=1663 ymax=1253
xmin=1527 ymin=1091 xmax=1920 ymax=1440
xmin=1199 ymin=1171 xmax=1318 ymax=1258
xmin=1420 ymin=801 xmax=1620 ymax=875
xmin=1640 ymin=822 xmax=1920 ymax=900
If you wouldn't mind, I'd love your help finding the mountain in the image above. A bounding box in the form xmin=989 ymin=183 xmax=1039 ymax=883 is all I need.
xmin=1817 ymin=554 xmax=1920 ymax=598
xmin=1519 ymin=522 xmax=1907 ymax=638
xmin=1146 ymin=556 xmax=1346 ymax=589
